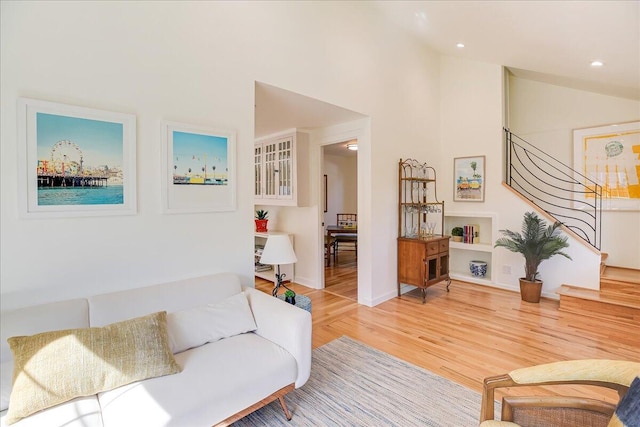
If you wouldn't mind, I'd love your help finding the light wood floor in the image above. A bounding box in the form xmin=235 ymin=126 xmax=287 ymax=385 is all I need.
xmin=256 ymin=251 xmax=639 ymax=405
xmin=323 ymin=248 xmax=358 ymax=300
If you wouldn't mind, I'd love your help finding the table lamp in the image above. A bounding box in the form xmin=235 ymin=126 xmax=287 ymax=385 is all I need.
xmin=259 ymin=234 xmax=298 ymax=298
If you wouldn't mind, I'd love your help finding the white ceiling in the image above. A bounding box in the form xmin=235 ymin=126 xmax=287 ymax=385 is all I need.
xmin=374 ymin=0 xmax=640 ymax=100
xmin=255 ymin=1 xmax=640 ymax=154
xmin=254 ymin=83 xmax=365 ymax=139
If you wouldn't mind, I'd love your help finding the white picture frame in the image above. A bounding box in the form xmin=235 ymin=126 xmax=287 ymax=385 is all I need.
xmin=573 ymin=121 xmax=640 ymax=211
xmin=453 ymin=155 xmax=485 ymax=202
xmin=17 ymin=97 xmax=137 ymax=218
xmin=161 ymin=121 xmax=236 ymax=213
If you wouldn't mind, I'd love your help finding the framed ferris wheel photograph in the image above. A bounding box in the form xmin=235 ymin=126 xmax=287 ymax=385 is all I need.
xmin=17 ymin=98 xmax=137 ymax=218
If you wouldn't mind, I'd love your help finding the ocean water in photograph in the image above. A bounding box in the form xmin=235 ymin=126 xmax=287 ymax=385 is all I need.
xmin=38 ymin=186 xmax=124 ymax=205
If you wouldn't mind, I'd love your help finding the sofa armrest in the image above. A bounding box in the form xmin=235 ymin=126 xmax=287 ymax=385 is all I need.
xmin=243 ymin=287 xmax=312 ymax=388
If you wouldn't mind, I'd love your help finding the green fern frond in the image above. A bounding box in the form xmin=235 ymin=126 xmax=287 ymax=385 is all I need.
xmin=494 ymin=211 xmax=572 ymax=282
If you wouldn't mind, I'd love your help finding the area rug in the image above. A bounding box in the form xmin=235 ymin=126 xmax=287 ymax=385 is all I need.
xmin=233 ymin=336 xmax=498 ymax=426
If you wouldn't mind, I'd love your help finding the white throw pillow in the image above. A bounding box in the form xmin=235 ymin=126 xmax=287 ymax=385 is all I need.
xmin=166 ymin=292 xmax=257 ymax=354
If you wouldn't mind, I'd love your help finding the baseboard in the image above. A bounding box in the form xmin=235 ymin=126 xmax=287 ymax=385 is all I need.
xmin=294 ymin=274 xmax=319 ymax=289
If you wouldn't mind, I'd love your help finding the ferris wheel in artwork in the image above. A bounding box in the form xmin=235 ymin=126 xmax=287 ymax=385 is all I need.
xmin=50 ymin=140 xmax=83 ymax=175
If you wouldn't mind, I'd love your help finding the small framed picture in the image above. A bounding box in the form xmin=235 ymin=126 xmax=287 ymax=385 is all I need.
xmin=161 ymin=121 xmax=236 ymax=213
xmin=454 ymin=155 xmax=485 ymax=202
xmin=17 ymin=98 xmax=137 ymax=218
xmin=324 ymin=174 xmax=328 ymax=213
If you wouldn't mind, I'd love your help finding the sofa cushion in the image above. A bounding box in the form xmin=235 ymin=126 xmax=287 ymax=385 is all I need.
xmin=88 ymin=273 xmax=242 ymax=327
xmin=98 ymin=332 xmax=297 ymax=427
xmin=0 ymin=396 xmax=103 ymax=427
xmin=166 ymin=291 xmax=257 ymax=354
xmin=6 ymin=311 xmax=181 ymax=425
xmin=0 ymin=299 xmax=89 ymax=412
xmin=0 ymin=363 xmax=13 ymax=416
xmin=608 ymin=376 xmax=640 ymax=427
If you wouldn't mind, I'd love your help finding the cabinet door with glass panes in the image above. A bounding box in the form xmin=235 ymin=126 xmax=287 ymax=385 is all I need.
xmin=254 ymin=130 xmax=309 ymax=206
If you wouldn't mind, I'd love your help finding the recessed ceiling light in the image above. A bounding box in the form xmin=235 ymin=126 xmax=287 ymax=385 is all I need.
xmin=346 ymin=144 xmax=358 ymax=151
xmin=591 ymin=61 xmax=604 ymax=67
xmin=456 ymin=43 xmax=465 ymax=48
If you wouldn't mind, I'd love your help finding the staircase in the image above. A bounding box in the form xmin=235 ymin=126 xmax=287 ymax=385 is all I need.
xmin=502 ymin=129 xmax=639 ymax=324
xmin=504 ymin=129 xmax=602 ymax=251
xmin=557 ymin=262 xmax=640 ymax=326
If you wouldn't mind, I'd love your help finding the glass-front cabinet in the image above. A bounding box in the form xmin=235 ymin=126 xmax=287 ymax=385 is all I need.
xmin=397 ymin=158 xmax=450 ymax=303
xmin=254 ymin=144 xmax=263 ymax=198
xmin=254 ymin=129 xmax=308 ymax=206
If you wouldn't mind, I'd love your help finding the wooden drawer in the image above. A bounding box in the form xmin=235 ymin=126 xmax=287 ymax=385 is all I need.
xmin=426 ymin=241 xmax=439 ymax=256
xmin=439 ymin=239 xmax=449 ymax=252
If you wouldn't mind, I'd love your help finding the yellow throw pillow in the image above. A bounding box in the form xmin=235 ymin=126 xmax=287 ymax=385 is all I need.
xmin=6 ymin=311 xmax=182 ymax=425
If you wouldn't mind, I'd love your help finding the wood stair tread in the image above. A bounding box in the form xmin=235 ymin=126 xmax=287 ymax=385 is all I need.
xmin=557 ymin=264 xmax=639 ymax=326
xmin=600 ymin=266 xmax=640 ymax=285
xmin=558 ymin=284 xmax=640 ymax=326
xmin=600 ymin=281 xmax=640 ymax=295
xmin=558 ymin=285 xmax=640 ymax=310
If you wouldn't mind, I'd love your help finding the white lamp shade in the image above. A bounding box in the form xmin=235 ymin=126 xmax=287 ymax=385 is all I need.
xmin=259 ymin=234 xmax=297 ymax=265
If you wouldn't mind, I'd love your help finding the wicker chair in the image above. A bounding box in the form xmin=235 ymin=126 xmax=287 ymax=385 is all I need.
xmin=479 ymin=360 xmax=640 ymax=427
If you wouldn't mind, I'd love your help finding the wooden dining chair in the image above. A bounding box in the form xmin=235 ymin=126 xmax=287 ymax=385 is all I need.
xmin=335 ymin=213 xmax=357 ymax=262
xmin=325 ymin=235 xmax=337 ymax=267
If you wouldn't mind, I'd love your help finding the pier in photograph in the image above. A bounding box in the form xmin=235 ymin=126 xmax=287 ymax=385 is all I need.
xmin=37 ymin=174 xmax=109 ymax=188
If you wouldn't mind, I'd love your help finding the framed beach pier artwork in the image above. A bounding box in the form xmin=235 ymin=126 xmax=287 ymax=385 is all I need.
xmin=17 ymin=98 xmax=137 ymax=218
xmin=454 ymin=155 xmax=485 ymax=202
xmin=161 ymin=121 xmax=236 ymax=213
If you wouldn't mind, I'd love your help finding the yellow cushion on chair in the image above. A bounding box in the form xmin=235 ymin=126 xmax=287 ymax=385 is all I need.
xmin=509 ymin=360 xmax=640 ymax=386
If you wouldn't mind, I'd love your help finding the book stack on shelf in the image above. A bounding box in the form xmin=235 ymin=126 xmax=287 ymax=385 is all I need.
xmin=255 ymin=264 xmax=272 ymax=272
xmin=463 ymin=224 xmax=480 ymax=244
xmin=254 ymin=245 xmax=272 ymax=272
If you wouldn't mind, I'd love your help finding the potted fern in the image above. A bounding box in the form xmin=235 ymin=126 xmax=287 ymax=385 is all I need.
xmin=494 ymin=211 xmax=571 ymax=303
xmin=255 ymin=209 xmax=269 ymax=232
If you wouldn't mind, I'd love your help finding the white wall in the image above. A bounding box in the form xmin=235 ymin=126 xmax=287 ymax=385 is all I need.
xmin=509 ymin=76 xmax=640 ymax=269
xmin=1 ymin=1 xmax=441 ymax=309
xmin=440 ymin=57 xmax=600 ymax=296
xmin=323 ymin=153 xmax=358 ymax=227
xmin=254 ymin=203 xmax=319 ymax=287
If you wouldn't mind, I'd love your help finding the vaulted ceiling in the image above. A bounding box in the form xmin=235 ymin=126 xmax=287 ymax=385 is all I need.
xmin=374 ymin=0 xmax=639 ymax=100
xmin=255 ymin=1 xmax=639 ymax=143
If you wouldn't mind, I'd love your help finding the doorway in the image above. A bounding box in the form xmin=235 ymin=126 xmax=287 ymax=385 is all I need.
xmin=255 ymin=81 xmax=372 ymax=305
xmin=322 ymin=140 xmax=358 ymax=300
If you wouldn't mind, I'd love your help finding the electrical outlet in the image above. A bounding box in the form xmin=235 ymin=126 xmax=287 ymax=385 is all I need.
xmin=502 ymin=265 xmax=512 ymax=275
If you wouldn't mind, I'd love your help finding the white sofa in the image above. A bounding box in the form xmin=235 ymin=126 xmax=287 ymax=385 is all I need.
xmin=0 ymin=273 xmax=312 ymax=427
